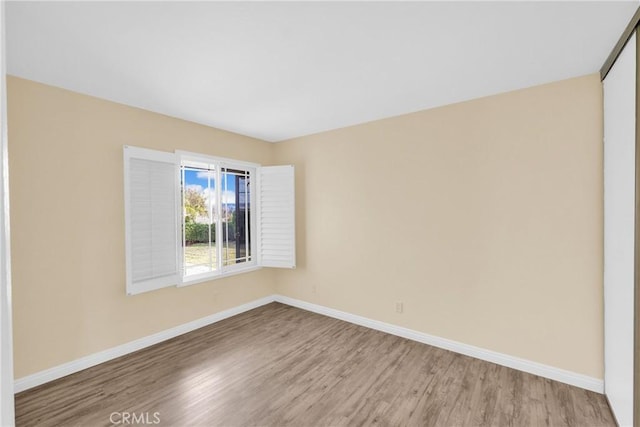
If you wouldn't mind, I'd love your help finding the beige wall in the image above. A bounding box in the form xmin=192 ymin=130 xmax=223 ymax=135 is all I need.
xmin=274 ymin=74 xmax=604 ymax=379
xmin=8 ymin=73 xmax=605 ymax=381
xmin=7 ymin=76 xmax=277 ymax=378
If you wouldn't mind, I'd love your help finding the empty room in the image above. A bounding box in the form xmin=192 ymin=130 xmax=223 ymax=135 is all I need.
xmin=0 ymin=1 xmax=639 ymax=426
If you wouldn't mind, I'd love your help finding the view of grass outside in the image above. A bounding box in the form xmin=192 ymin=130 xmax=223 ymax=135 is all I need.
xmin=182 ymin=164 xmax=249 ymax=276
xmin=184 ymin=243 xmax=238 ymax=274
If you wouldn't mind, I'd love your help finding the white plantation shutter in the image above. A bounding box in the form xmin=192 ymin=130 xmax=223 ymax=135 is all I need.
xmin=258 ymin=165 xmax=296 ymax=268
xmin=124 ymin=146 xmax=179 ymax=295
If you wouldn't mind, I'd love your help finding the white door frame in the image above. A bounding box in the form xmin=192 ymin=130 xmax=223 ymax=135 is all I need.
xmin=604 ymin=31 xmax=637 ymax=427
xmin=0 ymin=0 xmax=15 ymax=424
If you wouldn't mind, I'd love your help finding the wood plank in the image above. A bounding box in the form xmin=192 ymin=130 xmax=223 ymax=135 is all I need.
xmin=15 ymin=303 xmax=615 ymax=427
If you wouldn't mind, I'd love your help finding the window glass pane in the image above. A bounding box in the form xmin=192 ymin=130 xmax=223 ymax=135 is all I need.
xmin=221 ymin=168 xmax=251 ymax=266
xmin=182 ymin=165 xmax=217 ymax=276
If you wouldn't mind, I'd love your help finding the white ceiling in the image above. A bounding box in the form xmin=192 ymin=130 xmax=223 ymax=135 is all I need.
xmin=6 ymin=1 xmax=639 ymax=142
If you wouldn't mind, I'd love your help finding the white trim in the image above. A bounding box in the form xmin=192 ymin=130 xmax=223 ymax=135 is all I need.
xmin=14 ymin=294 xmax=604 ymax=395
xmin=175 ymin=150 xmax=260 ymax=169
xmin=14 ymin=295 xmax=275 ymax=393
xmin=0 ymin=0 xmax=15 ymax=423
xmin=179 ymin=265 xmax=262 ymax=287
xmin=603 ymin=30 xmax=636 ymax=427
xmin=273 ymin=295 xmax=605 ymax=394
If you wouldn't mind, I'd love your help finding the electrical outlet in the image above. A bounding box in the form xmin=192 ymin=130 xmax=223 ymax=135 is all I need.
xmin=396 ymin=301 xmax=403 ymax=313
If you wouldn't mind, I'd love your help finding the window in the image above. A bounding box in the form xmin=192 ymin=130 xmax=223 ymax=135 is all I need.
xmin=124 ymin=146 xmax=295 ymax=295
xmin=180 ymin=154 xmax=256 ymax=281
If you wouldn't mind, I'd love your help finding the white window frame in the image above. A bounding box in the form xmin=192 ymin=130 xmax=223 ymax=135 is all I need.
xmin=124 ymin=146 xmax=295 ymax=294
xmin=177 ymin=151 xmax=259 ymax=286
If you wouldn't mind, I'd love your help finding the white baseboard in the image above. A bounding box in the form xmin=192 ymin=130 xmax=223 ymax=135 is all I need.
xmin=14 ymin=295 xmax=276 ymax=393
xmin=273 ymin=295 xmax=604 ymax=394
xmin=15 ymin=293 xmax=604 ymax=395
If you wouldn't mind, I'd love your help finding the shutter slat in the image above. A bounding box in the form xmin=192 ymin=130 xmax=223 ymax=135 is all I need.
xmin=259 ymin=165 xmax=295 ymax=269
xmin=124 ymin=146 xmax=179 ymax=295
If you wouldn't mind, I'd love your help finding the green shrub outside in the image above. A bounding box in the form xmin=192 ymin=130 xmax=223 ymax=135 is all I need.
xmin=184 ymin=222 xmax=236 ymax=244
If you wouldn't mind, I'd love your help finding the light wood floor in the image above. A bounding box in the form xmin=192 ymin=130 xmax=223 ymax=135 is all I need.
xmin=15 ymin=302 xmax=615 ymax=427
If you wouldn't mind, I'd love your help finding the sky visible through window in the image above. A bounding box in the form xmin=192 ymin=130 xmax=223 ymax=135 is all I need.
xmin=182 ymin=165 xmax=250 ymax=277
xmin=183 ymin=168 xmax=237 ymax=209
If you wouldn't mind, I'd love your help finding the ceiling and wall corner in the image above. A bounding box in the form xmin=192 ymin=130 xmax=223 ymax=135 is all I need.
xmin=5 ymin=1 xmax=639 ymax=142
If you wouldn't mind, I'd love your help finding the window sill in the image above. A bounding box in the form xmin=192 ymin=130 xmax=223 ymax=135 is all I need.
xmin=178 ymin=265 xmax=262 ymax=287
